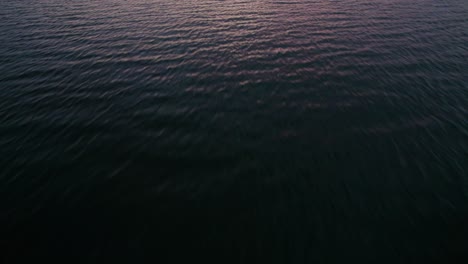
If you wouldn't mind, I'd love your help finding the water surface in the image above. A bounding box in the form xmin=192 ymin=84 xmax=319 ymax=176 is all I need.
xmin=1 ymin=0 xmax=467 ymax=262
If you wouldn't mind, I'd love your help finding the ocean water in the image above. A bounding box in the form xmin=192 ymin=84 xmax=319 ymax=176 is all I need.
xmin=1 ymin=0 xmax=467 ymax=262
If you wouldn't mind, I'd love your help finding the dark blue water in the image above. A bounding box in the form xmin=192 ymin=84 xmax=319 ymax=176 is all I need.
xmin=1 ymin=0 xmax=467 ymax=262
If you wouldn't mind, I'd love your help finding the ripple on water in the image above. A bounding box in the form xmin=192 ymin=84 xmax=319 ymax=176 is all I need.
xmin=0 ymin=0 xmax=467 ymax=262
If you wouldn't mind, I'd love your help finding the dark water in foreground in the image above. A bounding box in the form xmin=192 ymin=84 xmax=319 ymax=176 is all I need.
xmin=1 ymin=0 xmax=467 ymax=262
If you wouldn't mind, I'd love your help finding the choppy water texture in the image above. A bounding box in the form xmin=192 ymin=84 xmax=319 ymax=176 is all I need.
xmin=1 ymin=0 xmax=468 ymax=262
